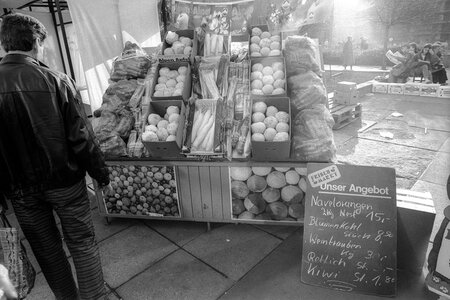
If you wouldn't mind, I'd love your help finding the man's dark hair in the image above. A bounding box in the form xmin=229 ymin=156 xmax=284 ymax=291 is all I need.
xmin=0 ymin=13 xmax=47 ymax=52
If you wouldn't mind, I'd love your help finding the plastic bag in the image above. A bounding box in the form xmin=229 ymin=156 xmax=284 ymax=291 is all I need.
xmin=0 ymin=212 xmax=36 ymax=299
xmin=93 ymin=110 xmax=119 ymax=141
xmin=99 ymin=135 xmax=128 ymax=157
xmin=105 ymin=79 xmax=138 ymax=102
xmin=288 ymin=71 xmax=328 ymax=114
xmin=284 ymin=36 xmax=321 ymax=77
xmin=114 ymin=110 xmax=135 ymax=140
xmin=126 ymin=130 xmax=145 ymax=158
xmin=291 ymin=104 xmax=336 ymax=162
xmin=110 ymin=41 xmax=152 ymax=82
xmin=128 ymin=79 xmax=146 ymax=109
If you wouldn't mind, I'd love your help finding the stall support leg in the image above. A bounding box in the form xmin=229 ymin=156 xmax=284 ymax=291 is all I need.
xmin=206 ymin=222 xmax=211 ymax=232
xmin=105 ymin=217 xmax=111 ymax=225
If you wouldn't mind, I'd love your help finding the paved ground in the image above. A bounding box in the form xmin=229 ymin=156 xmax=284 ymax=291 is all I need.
xmin=3 ymin=92 xmax=450 ymax=300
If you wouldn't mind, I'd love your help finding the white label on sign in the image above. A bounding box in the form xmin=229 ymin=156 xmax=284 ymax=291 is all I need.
xmin=308 ymin=165 xmax=341 ymax=188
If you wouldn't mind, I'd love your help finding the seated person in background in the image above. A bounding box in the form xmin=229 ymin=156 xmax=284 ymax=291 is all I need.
xmin=409 ymin=42 xmax=419 ymax=54
xmin=410 ymin=43 xmax=433 ymax=83
xmin=389 ymin=44 xmax=417 ymax=83
xmin=430 ymin=43 xmax=448 ymax=85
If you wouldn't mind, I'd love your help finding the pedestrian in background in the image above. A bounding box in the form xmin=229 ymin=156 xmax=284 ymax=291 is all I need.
xmin=0 ymin=13 xmax=110 ymax=300
xmin=342 ymin=36 xmax=354 ymax=70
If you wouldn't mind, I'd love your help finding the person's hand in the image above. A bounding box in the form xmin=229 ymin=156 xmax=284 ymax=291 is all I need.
xmin=101 ymin=183 xmax=113 ymax=196
xmin=0 ymin=264 xmax=17 ymax=300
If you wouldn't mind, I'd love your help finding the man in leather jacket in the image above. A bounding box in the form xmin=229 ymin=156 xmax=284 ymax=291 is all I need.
xmin=0 ymin=13 xmax=109 ymax=300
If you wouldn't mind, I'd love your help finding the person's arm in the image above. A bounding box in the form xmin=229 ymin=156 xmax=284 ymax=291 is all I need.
xmin=59 ymin=75 xmax=110 ymax=187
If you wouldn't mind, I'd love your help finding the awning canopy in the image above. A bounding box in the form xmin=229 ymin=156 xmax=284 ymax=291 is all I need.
xmin=0 ymin=0 xmax=39 ymax=10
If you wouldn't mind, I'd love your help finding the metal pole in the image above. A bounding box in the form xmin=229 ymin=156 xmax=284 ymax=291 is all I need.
xmin=48 ymin=0 xmax=68 ymax=75
xmin=55 ymin=0 xmax=75 ymax=80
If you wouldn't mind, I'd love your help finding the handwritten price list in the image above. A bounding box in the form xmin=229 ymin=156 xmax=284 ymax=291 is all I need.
xmin=301 ymin=163 xmax=397 ymax=297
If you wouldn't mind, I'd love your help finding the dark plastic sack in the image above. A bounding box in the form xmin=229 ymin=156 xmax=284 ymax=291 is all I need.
xmin=110 ymin=42 xmax=152 ymax=82
xmin=114 ymin=110 xmax=135 ymax=140
xmin=288 ymin=71 xmax=328 ymax=114
xmin=99 ymin=135 xmax=128 ymax=157
xmin=93 ymin=110 xmax=119 ymax=141
xmin=0 ymin=212 xmax=36 ymax=299
xmin=94 ymin=79 xmax=139 ymax=117
xmin=284 ymin=36 xmax=321 ymax=77
xmin=291 ymin=104 xmax=337 ymax=162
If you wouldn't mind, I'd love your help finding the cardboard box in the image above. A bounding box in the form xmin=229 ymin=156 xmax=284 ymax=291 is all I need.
xmin=388 ymin=83 xmax=405 ymax=95
xmin=404 ymin=82 xmax=421 ymax=95
xmin=249 ymin=24 xmax=282 ymax=58
xmin=251 ymin=97 xmax=291 ymax=161
xmin=150 ymin=61 xmax=191 ymax=102
xmin=438 ymin=85 xmax=450 ymax=98
xmin=250 ymin=56 xmax=287 ymax=99
xmin=372 ymin=82 xmax=388 ymax=93
xmin=333 ymin=90 xmax=359 ymax=105
xmin=142 ymin=100 xmax=186 ymax=158
xmin=336 ymin=81 xmax=357 ymax=92
xmin=420 ymin=84 xmax=440 ymax=97
xmin=158 ymin=30 xmax=196 ymax=64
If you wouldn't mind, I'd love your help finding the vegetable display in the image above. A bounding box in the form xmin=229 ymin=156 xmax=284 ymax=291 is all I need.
xmin=153 ymin=66 xmax=187 ymax=97
xmin=142 ymin=105 xmax=180 ymax=142
xmin=203 ymin=33 xmax=225 ymax=56
xmin=190 ymin=101 xmax=216 ymax=152
xmin=251 ymin=61 xmax=286 ymax=96
xmin=163 ymin=31 xmax=193 ymax=56
xmin=251 ymin=101 xmax=289 ymax=142
xmin=230 ymin=166 xmax=306 ymax=221
xmin=250 ymin=27 xmax=282 ymax=57
xmin=104 ymin=165 xmax=180 ymax=217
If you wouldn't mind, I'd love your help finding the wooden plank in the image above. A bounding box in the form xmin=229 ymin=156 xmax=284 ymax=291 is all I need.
xmin=358 ymin=120 xmax=377 ymax=133
xmin=331 ymin=104 xmax=358 ymax=115
xmin=333 ymin=117 xmax=362 ymax=130
xmin=210 ymin=166 xmax=224 ymax=220
xmin=199 ymin=166 xmax=213 ymax=219
xmin=176 ymin=166 xmax=193 ymax=219
xmin=188 ymin=166 xmax=203 ymax=219
xmin=221 ymin=167 xmax=232 ymax=221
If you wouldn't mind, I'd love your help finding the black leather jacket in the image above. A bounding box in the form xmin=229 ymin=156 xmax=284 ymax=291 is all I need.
xmin=0 ymin=54 xmax=109 ymax=195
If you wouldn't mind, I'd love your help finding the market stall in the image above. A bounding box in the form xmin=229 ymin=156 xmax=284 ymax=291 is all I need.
xmin=76 ymin=0 xmax=338 ymax=227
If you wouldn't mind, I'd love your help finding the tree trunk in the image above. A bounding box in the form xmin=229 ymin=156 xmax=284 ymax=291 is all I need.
xmin=382 ymin=24 xmax=390 ymax=70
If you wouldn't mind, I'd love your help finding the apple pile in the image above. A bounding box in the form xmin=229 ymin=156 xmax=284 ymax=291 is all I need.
xmin=142 ymin=105 xmax=180 ymax=142
xmin=153 ymin=66 xmax=187 ymax=97
xmin=104 ymin=165 xmax=179 ymax=217
xmin=250 ymin=61 xmax=285 ymax=96
xmin=249 ymin=27 xmax=281 ymax=57
xmin=251 ymin=101 xmax=289 ymax=142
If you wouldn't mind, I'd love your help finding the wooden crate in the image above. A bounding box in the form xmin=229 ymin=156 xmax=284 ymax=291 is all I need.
xmin=329 ymin=101 xmax=362 ymax=130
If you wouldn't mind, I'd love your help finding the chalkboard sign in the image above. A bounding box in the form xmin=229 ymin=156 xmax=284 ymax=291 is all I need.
xmin=301 ymin=163 xmax=397 ymax=297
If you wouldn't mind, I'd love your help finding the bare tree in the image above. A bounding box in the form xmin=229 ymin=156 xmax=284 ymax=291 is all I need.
xmin=369 ymin=0 xmax=435 ymax=69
